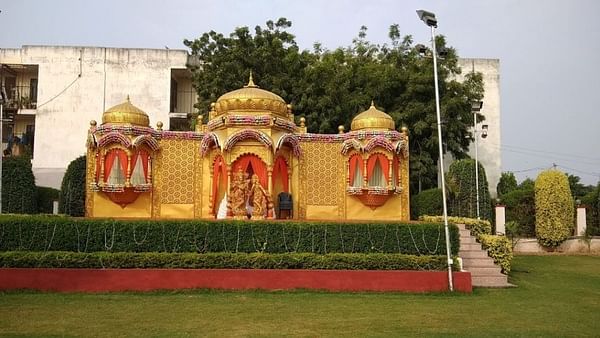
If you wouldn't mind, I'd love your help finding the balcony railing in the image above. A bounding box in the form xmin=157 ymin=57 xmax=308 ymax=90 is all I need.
xmin=2 ymin=85 xmax=37 ymax=110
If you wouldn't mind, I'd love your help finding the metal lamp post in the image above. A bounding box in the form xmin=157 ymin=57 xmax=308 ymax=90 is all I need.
xmin=416 ymin=9 xmax=454 ymax=291
xmin=471 ymin=101 xmax=483 ymax=220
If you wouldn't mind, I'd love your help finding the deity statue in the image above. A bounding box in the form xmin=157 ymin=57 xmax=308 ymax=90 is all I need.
xmin=230 ymin=169 xmax=249 ymax=219
xmin=249 ymin=174 xmax=268 ymax=219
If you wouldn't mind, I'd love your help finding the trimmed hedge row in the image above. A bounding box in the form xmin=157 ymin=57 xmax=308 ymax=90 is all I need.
xmin=0 ymin=251 xmax=450 ymax=271
xmin=419 ymin=215 xmax=492 ymax=237
xmin=0 ymin=215 xmax=460 ymax=256
xmin=478 ymin=235 xmax=513 ymax=274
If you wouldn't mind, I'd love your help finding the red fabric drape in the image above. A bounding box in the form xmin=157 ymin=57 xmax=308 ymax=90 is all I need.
xmin=367 ymin=154 xmax=389 ymax=182
xmin=348 ymin=154 xmax=363 ymax=186
xmin=103 ymin=149 xmax=128 ymax=182
xmin=273 ymin=156 xmax=289 ymax=192
xmin=212 ymin=156 xmax=227 ymax=214
xmin=232 ymin=154 xmax=267 ymax=187
xmin=393 ymin=155 xmax=399 ymax=185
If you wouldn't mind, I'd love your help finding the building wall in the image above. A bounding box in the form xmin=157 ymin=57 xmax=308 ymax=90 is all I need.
xmin=446 ymin=58 xmax=501 ymax=197
xmin=0 ymin=45 xmax=191 ymax=188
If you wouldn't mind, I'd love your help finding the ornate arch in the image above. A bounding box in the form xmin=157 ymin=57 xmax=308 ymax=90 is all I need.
xmin=363 ymin=136 xmax=395 ymax=154
xmin=341 ymin=138 xmax=363 ymax=155
xmin=132 ymin=134 xmax=160 ymax=152
xmin=98 ymin=132 xmax=131 ymax=148
xmin=275 ymin=133 xmax=302 ymax=157
xmin=201 ymin=132 xmax=221 ymax=156
xmin=224 ymin=129 xmax=272 ymax=151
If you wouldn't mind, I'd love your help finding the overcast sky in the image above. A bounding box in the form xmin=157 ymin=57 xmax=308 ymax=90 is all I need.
xmin=1 ymin=0 xmax=599 ymax=184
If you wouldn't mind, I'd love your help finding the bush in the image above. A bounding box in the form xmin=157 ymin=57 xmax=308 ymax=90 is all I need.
xmin=411 ymin=188 xmax=443 ymax=219
xmin=0 ymin=251 xmax=450 ymax=271
xmin=420 ymin=215 xmax=491 ymax=237
xmin=502 ymin=188 xmax=535 ymax=237
xmin=497 ymin=172 xmax=518 ymax=197
xmin=0 ymin=215 xmax=460 ymax=256
xmin=1 ymin=156 xmax=37 ymax=214
xmin=478 ymin=234 xmax=513 ymax=274
xmin=535 ymin=170 xmax=574 ymax=248
xmin=59 ymin=155 xmax=86 ymax=216
xmin=581 ymin=185 xmax=600 ymax=236
xmin=36 ymin=186 xmax=60 ymax=214
xmin=446 ymin=159 xmax=492 ymax=221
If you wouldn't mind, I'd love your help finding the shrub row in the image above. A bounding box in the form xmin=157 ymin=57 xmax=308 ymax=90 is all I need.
xmin=0 ymin=215 xmax=460 ymax=256
xmin=0 ymin=251 xmax=450 ymax=271
xmin=478 ymin=234 xmax=513 ymax=274
xmin=419 ymin=215 xmax=492 ymax=237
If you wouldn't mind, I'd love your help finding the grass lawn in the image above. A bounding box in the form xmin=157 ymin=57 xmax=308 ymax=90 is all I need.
xmin=1 ymin=255 xmax=599 ymax=337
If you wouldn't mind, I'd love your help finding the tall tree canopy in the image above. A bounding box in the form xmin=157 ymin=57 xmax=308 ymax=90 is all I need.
xmin=184 ymin=18 xmax=484 ymax=193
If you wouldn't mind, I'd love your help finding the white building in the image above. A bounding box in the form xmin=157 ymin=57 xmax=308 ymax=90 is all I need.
xmin=1 ymin=45 xmax=501 ymax=193
xmin=0 ymin=45 xmax=196 ymax=188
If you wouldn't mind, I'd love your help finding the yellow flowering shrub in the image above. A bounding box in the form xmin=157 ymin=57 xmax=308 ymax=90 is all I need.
xmin=534 ymin=170 xmax=574 ymax=248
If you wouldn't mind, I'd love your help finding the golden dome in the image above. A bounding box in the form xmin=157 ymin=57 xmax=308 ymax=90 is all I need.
xmin=102 ymin=96 xmax=149 ymax=127
xmin=350 ymin=101 xmax=395 ymax=131
xmin=214 ymin=73 xmax=288 ymax=116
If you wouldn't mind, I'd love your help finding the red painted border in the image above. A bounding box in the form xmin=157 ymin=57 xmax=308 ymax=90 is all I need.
xmin=0 ymin=269 xmax=471 ymax=293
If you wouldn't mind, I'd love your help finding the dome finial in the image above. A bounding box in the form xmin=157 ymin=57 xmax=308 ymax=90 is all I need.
xmin=370 ymin=100 xmax=375 ymax=108
xmin=127 ymin=95 xmax=131 ymax=102
xmin=244 ymin=71 xmax=258 ymax=88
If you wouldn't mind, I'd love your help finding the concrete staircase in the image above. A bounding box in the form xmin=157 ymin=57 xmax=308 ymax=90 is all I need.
xmin=458 ymin=224 xmax=513 ymax=288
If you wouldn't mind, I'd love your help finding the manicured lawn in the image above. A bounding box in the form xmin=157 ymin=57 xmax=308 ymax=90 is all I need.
xmin=0 ymin=255 xmax=599 ymax=337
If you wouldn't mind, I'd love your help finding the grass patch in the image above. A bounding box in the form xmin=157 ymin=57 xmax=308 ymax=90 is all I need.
xmin=1 ymin=255 xmax=599 ymax=337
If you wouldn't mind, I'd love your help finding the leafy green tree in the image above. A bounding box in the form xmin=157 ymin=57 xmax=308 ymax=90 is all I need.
xmin=567 ymin=174 xmax=594 ymax=200
xmin=410 ymin=188 xmax=443 ymax=218
xmin=497 ymin=172 xmax=518 ymax=197
xmin=184 ymin=18 xmax=484 ymax=194
xmin=59 ymin=156 xmax=86 ymax=216
xmin=518 ymin=178 xmax=535 ymax=191
xmin=446 ymin=159 xmax=492 ymax=221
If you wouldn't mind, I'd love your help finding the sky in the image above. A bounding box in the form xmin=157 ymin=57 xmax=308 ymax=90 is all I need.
xmin=1 ymin=0 xmax=599 ymax=185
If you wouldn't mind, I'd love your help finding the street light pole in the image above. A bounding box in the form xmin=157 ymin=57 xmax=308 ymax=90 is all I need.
xmin=471 ymin=101 xmax=483 ymax=220
xmin=0 ymin=101 xmax=3 ymax=214
xmin=417 ymin=9 xmax=453 ymax=292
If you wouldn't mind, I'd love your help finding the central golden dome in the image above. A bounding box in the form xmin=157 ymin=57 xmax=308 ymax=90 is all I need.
xmin=102 ymin=96 xmax=149 ymax=127
xmin=214 ymin=73 xmax=288 ymax=116
xmin=350 ymin=101 xmax=395 ymax=131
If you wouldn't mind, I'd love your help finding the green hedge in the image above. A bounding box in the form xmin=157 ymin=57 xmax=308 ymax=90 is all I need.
xmin=36 ymin=186 xmax=60 ymax=214
xmin=0 ymin=215 xmax=460 ymax=256
xmin=0 ymin=251 xmax=450 ymax=271
xmin=446 ymin=159 xmax=492 ymax=221
xmin=419 ymin=215 xmax=491 ymax=237
xmin=502 ymin=188 xmax=536 ymax=237
xmin=59 ymin=156 xmax=86 ymax=217
xmin=1 ymin=156 xmax=37 ymax=214
xmin=411 ymin=188 xmax=443 ymax=219
xmin=478 ymin=234 xmax=513 ymax=274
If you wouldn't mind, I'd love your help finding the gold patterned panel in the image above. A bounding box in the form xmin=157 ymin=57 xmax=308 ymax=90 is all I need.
xmin=158 ymin=139 xmax=196 ymax=204
xmin=300 ymin=142 xmax=344 ymax=207
xmin=193 ymin=140 xmax=203 ymax=217
xmin=85 ymin=148 xmax=96 ymax=217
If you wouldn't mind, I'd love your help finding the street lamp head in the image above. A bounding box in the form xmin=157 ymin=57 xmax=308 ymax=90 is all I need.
xmin=481 ymin=124 xmax=488 ymax=138
xmin=414 ymin=44 xmax=428 ymax=55
xmin=438 ymin=47 xmax=449 ymax=58
xmin=471 ymin=101 xmax=483 ymax=112
xmin=416 ymin=10 xmax=437 ymax=27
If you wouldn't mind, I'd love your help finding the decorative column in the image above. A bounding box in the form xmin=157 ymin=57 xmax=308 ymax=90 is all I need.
xmin=125 ymin=152 xmax=132 ymax=187
xmin=362 ymin=157 xmax=368 ymax=187
xmin=99 ymin=151 xmax=105 ymax=186
xmin=387 ymin=157 xmax=393 ymax=188
xmin=267 ymin=166 xmax=273 ymax=195
xmin=208 ymin=165 xmax=214 ymax=216
xmin=495 ymin=205 xmax=506 ymax=235
xmin=147 ymin=155 xmax=152 ymax=183
xmin=287 ymin=168 xmax=292 ymax=194
xmin=577 ymin=206 xmax=587 ymax=236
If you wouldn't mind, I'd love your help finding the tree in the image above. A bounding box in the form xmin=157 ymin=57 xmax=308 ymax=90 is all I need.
xmin=535 ymin=170 xmax=573 ymax=248
xmin=446 ymin=159 xmax=492 ymax=221
xmin=1 ymin=155 xmax=37 ymax=214
xmin=184 ymin=19 xmax=484 ymax=194
xmin=567 ymin=174 xmax=594 ymax=200
xmin=59 ymin=156 xmax=86 ymax=216
xmin=497 ymin=172 xmax=518 ymax=197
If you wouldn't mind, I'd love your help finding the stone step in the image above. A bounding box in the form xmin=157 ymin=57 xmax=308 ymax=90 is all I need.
xmin=465 ymin=266 xmax=502 ymax=275
xmin=459 ymin=229 xmax=472 ymax=236
xmin=459 ymin=250 xmax=489 ymax=259
xmin=459 ymin=236 xmax=478 ymax=244
xmin=456 ymin=223 xmax=467 ymax=230
xmin=461 ymin=243 xmax=482 ymax=251
xmin=462 ymin=257 xmax=497 ymax=268
xmin=472 ymin=275 xmax=511 ymax=287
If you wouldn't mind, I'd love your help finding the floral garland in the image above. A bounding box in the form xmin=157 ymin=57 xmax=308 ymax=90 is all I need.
xmin=133 ymin=183 xmax=153 ymax=192
xmin=224 ymin=129 xmax=273 ymax=151
xmin=201 ymin=133 xmax=220 ymax=156
xmin=98 ymin=132 xmax=132 ymax=148
xmin=276 ymin=134 xmax=302 ymax=157
xmin=132 ymin=135 xmax=161 ymax=151
xmin=273 ymin=117 xmax=297 ymax=132
xmin=101 ymin=184 xmax=125 ymax=193
xmin=366 ymin=186 xmax=391 ymax=195
xmin=227 ymin=115 xmax=271 ymax=126
xmin=207 ymin=117 xmax=226 ymax=130
xmin=395 ymin=139 xmax=409 ymax=157
xmin=160 ymin=131 xmax=203 ymax=140
xmin=340 ymin=139 xmax=363 ymax=155
xmin=364 ymin=136 xmax=395 ymax=153
xmin=89 ymin=182 xmax=100 ymax=192
xmin=96 ymin=124 xmax=160 ymax=137
xmin=346 ymin=186 xmax=363 ymax=195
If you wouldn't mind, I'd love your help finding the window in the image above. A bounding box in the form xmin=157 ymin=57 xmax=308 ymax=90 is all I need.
xmin=368 ymin=158 xmax=386 ymax=187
